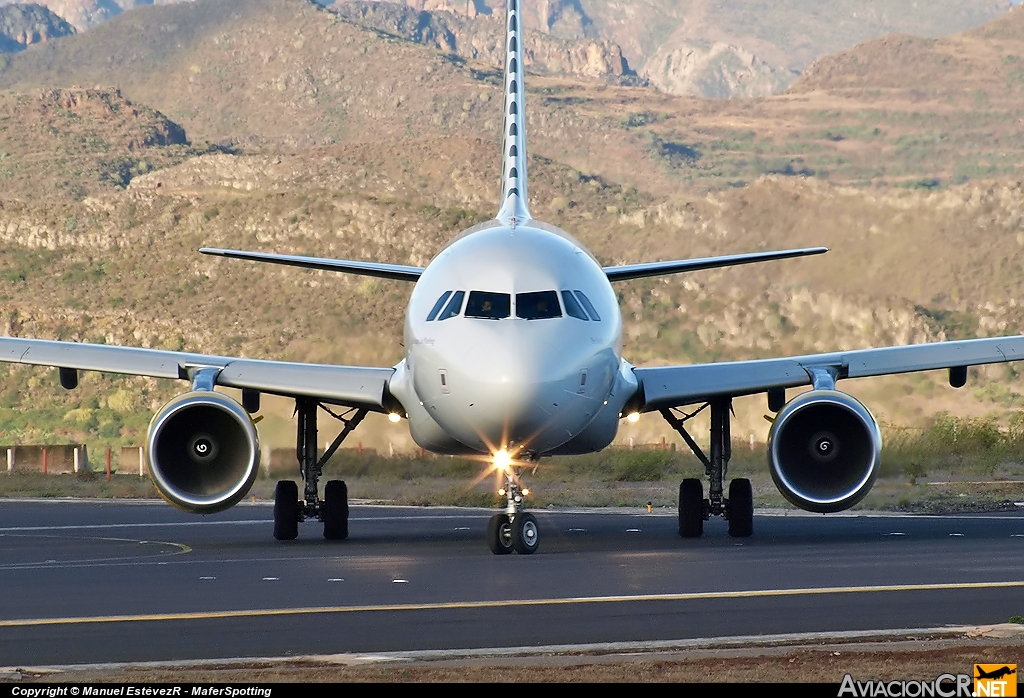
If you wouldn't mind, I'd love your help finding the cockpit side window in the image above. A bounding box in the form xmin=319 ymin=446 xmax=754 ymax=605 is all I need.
xmin=465 ymin=291 xmax=511 ymax=319
xmin=426 ymin=291 xmax=453 ymax=321
xmin=561 ymin=290 xmax=589 ymax=320
xmin=574 ymin=291 xmax=601 ymax=321
xmin=437 ymin=290 xmax=465 ymax=321
xmin=516 ymin=290 xmax=562 ymax=320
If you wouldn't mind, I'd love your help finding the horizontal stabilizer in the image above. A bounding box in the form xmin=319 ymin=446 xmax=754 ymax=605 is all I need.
xmin=200 ymin=248 xmax=424 ymax=282
xmin=603 ymin=247 xmax=828 ymax=282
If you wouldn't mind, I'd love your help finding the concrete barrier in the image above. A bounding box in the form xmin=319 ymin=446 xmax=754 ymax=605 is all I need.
xmin=116 ymin=446 xmax=146 ymax=476
xmin=4 ymin=445 xmax=89 ymax=473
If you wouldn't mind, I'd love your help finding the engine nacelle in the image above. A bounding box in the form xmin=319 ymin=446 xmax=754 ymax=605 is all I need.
xmin=146 ymin=391 xmax=260 ymax=514
xmin=767 ymin=390 xmax=881 ymax=513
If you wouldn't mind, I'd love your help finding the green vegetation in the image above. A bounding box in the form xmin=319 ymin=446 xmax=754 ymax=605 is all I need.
xmin=882 ymin=412 xmax=1024 ymax=481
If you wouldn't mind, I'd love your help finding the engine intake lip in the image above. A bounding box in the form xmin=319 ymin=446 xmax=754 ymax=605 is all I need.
xmin=768 ymin=390 xmax=881 ymax=513
xmin=147 ymin=391 xmax=260 ymax=514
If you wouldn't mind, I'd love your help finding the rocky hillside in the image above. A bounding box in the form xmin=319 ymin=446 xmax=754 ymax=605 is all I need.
xmin=0 ymin=0 xmax=188 ymax=32
xmin=641 ymin=40 xmax=797 ymax=98
xmin=331 ymin=1 xmax=630 ymax=78
xmin=356 ymin=1 xmax=1014 ymax=97
xmin=0 ymin=2 xmax=73 ymax=52
xmin=0 ymin=87 xmax=199 ymax=199
xmin=2 ymin=0 xmax=1011 ymax=98
xmin=794 ymin=3 xmax=1024 ymax=99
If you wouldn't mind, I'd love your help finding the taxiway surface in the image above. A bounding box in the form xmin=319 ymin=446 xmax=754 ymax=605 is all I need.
xmin=0 ymin=500 xmax=1022 ymax=666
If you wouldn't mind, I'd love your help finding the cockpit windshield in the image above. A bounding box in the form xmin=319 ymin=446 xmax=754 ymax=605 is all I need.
xmin=516 ymin=291 xmax=562 ymax=320
xmin=574 ymin=290 xmax=601 ymax=321
xmin=437 ymin=290 xmax=465 ymax=321
xmin=426 ymin=291 xmax=453 ymax=321
xmin=427 ymin=289 xmax=589 ymax=321
xmin=465 ymin=291 xmax=511 ymax=319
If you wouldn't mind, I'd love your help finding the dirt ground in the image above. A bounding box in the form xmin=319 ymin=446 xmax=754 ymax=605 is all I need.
xmin=6 ymin=627 xmax=1022 ymax=683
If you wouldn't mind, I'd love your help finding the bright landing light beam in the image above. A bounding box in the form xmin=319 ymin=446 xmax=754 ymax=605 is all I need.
xmin=493 ymin=449 xmax=512 ymax=472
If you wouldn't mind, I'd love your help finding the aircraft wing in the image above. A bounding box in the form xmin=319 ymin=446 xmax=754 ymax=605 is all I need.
xmin=0 ymin=337 xmax=394 ymax=411
xmin=200 ymin=248 xmax=424 ymax=282
xmin=634 ymin=335 xmax=1024 ymax=411
xmin=603 ymin=247 xmax=827 ymax=282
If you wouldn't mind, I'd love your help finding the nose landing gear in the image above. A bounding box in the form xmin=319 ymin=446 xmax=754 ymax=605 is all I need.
xmin=488 ymin=464 xmax=539 ymax=555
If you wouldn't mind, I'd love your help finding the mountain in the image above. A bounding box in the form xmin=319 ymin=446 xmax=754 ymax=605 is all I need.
xmin=347 ymin=1 xmax=1014 ymax=97
xmin=0 ymin=86 xmax=198 ymax=199
xmin=793 ymin=3 xmax=1024 ymax=99
xmin=0 ymin=2 xmax=74 ymax=52
xmin=642 ymin=40 xmax=797 ymax=98
xmin=2 ymin=0 xmax=1012 ymax=98
xmin=0 ymin=0 xmax=189 ymax=32
xmin=330 ymin=1 xmax=630 ymax=78
xmin=1 ymin=0 xmax=1024 ymax=451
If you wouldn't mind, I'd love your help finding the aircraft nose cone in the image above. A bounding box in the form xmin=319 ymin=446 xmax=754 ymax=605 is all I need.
xmin=412 ymin=328 xmax=612 ymax=453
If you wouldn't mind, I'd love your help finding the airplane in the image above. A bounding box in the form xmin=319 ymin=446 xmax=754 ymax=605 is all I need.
xmin=975 ymin=667 xmax=1017 ymax=681
xmin=3 ymin=0 xmax=1024 ymax=555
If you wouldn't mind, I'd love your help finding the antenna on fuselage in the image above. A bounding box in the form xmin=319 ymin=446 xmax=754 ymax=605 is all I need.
xmin=496 ymin=0 xmax=531 ymax=226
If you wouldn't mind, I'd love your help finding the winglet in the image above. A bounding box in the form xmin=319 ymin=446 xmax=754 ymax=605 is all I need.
xmin=496 ymin=0 xmax=531 ymax=226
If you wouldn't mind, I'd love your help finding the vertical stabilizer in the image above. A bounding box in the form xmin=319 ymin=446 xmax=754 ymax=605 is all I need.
xmin=496 ymin=0 xmax=531 ymax=225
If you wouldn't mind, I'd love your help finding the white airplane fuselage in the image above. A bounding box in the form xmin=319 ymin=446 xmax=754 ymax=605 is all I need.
xmin=388 ymin=219 xmax=639 ymax=458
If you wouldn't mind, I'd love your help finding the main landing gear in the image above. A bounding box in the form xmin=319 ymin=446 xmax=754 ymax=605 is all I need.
xmin=488 ymin=455 xmax=539 ymax=555
xmin=273 ymin=397 xmax=367 ymax=541
xmin=661 ymin=397 xmax=753 ymax=539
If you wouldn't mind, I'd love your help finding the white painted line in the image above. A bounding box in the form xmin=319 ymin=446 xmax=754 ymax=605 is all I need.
xmin=262 ymin=577 xmax=279 ymax=581
xmin=884 ymin=533 xmax=906 ymax=536
xmin=949 ymin=533 xmax=964 ymax=537
xmin=0 ymin=521 xmax=269 ymax=532
xmin=199 ymin=577 xmax=215 ymax=581
xmin=392 ymin=579 xmax=409 ymax=584
xmin=626 ymin=529 xmax=641 ymax=533
xmin=328 ymin=579 xmax=344 ymax=583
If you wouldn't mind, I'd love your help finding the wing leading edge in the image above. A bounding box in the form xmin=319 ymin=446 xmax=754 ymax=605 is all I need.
xmin=200 ymin=248 xmax=424 ymax=282
xmin=634 ymin=335 xmax=1024 ymax=411
xmin=603 ymin=247 xmax=828 ymax=282
xmin=0 ymin=336 xmax=394 ymax=411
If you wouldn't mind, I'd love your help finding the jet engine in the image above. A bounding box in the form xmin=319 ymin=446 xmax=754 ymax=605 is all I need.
xmin=767 ymin=390 xmax=882 ymax=513
xmin=146 ymin=391 xmax=260 ymax=514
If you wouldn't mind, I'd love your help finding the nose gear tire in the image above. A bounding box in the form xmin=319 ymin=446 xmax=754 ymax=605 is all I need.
xmin=511 ymin=512 xmax=539 ymax=554
xmin=488 ymin=513 xmax=514 ymax=555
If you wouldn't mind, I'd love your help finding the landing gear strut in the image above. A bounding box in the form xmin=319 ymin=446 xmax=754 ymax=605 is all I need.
xmin=273 ymin=397 xmax=367 ymax=541
xmin=488 ymin=460 xmax=539 ymax=555
xmin=661 ymin=398 xmax=753 ymax=538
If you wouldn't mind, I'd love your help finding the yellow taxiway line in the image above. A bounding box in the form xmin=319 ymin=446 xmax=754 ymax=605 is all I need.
xmin=2 ymin=580 xmax=1022 ymax=628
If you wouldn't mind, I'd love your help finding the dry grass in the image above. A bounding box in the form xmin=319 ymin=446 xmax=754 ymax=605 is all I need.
xmin=18 ymin=640 xmax=1024 ymax=683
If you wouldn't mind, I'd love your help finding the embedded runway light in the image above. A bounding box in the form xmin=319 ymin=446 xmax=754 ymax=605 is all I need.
xmin=388 ymin=413 xmax=402 ymax=423
xmin=627 ymin=412 xmax=640 ymax=423
xmin=494 ymin=449 xmax=512 ymax=471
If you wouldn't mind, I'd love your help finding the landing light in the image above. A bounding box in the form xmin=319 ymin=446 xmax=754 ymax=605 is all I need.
xmin=494 ymin=449 xmax=512 ymax=472
xmin=388 ymin=413 xmax=402 ymax=423
xmin=626 ymin=412 xmax=640 ymax=423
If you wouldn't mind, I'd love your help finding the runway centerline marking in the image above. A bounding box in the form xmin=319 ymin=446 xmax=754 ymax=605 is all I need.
xmin=1 ymin=580 xmax=1021 ymax=629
